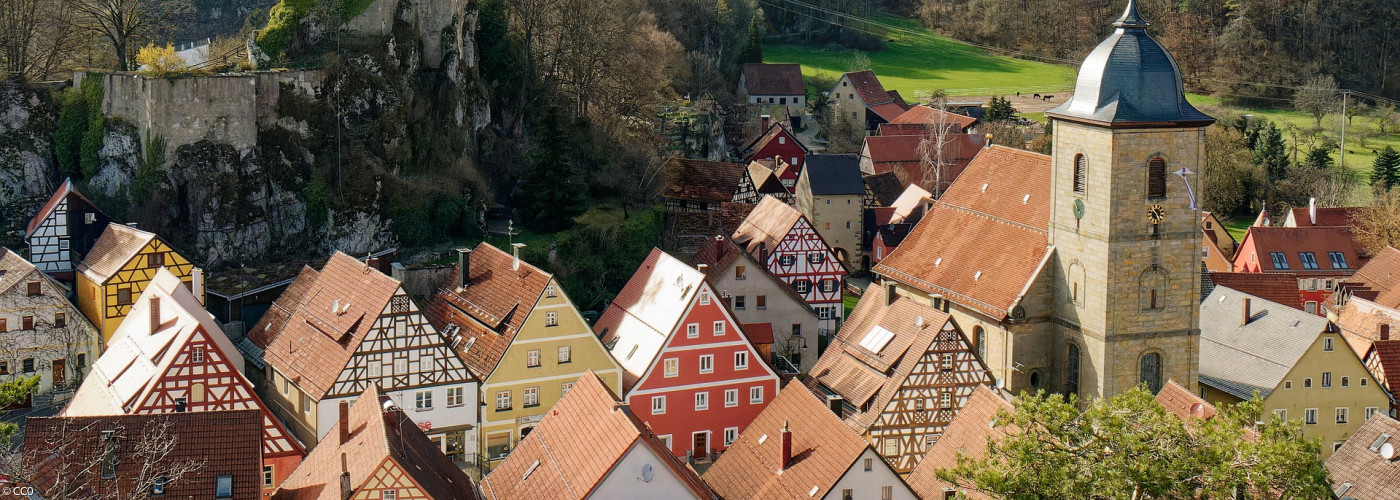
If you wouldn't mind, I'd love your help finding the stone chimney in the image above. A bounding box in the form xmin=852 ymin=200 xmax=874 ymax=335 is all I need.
xmin=1241 ymin=298 xmax=1252 ymax=326
xmin=697 ymin=263 xmax=709 ymax=274
xmin=758 ymin=242 xmax=769 ymax=269
xmin=826 ymin=394 xmax=843 ymax=416
xmin=761 ymin=114 xmax=771 ymax=131
xmin=512 ymin=243 xmax=526 ymax=271
xmin=456 ymin=248 xmax=471 ymax=289
xmin=339 ymin=400 xmax=351 ymax=445
xmin=366 ymin=257 xmax=381 ymax=271
xmin=150 ymin=296 xmax=161 ymax=332
xmin=1381 ymin=324 xmax=1391 ymax=341
xmin=339 ymin=453 xmax=351 ymax=499
xmin=779 ymin=420 xmax=793 ymax=472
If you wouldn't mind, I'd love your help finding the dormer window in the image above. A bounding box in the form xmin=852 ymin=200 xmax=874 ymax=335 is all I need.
xmin=1328 ymin=251 xmax=1348 ymax=269
xmin=1298 ymin=252 xmax=1319 ymax=270
xmin=215 ymin=475 xmax=233 ymax=498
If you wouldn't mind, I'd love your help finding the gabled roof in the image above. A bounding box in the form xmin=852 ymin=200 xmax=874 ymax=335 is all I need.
xmin=480 ymin=371 xmax=711 ymax=500
xmin=64 ymin=268 xmax=239 ymax=416
xmin=1333 ymin=300 xmax=1400 ymax=362
xmin=864 ymin=172 xmax=904 ymax=207
xmin=889 ymin=184 xmax=934 ymax=224
xmin=905 ymin=385 xmax=1013 ymax=500
xmin=875 ymin=146 xmax=1053 ymax=319
xmin=26 ymin=178 xmax=101 ymax=238
xmin=661 ymin=158 xmax=750 ymax=204
xmin=247 ymin=265 xmax=321 ymax=348
xmin=1324 ymin=414 xmax=1400 ymax=500
xmin=811 ymin=285 xmax=979 ymax=432
xmin=703 ymin=382 xmax=893 ymax=499
xmin=1198 ymin=286 xmax=1330 ymax=400
xmin=1236 ymin=226 xmax=1365 ymax=275
xmin=1365 ymin=340 xmax=1400 ymax=392
xmin=0 ymin=248 xmax=49 ymax=295
xmin=274 ymin=386 xmax=479 ymax=500
xmin=256 ymin=252 xmax=407 ymax=400
xmin=875 ymin=224 xmax=913 ymax=247
xmin=689 ymin=237 xmax=816 ymax=318
xmin=594 ymin=248 xmax=706 ymax=390
xmin=802 ymin=154 xmax=865 ymax=195
xmin=747 ymin=161 xmax=791 ymax=198
xmin=843 ymin=70 xmax=893 ymax=105
xmin=25 ymin=410 xmax=263 ymax=500
xmin=731 ymin=196 xmax=805 ymax=258
xmin=1154 ymin=379 xmax=1218 ymax=420
xmin=890 ymin=105 xmax=979 ymax=130
xmin=742 ymin=123 xmax=809 ymax=159
xmin=868 ymin=102 xmax=907 ymax=122
xmin=741 ymin=63 xmax=805 ymax=96
xmin=1344 ymin=246 xmax=1400 ymax=309
xmin=424 ymin=243 xmax=551 ymax=379
xmin=1206 ymin=272 xmax=1301 ymax=310
xmin=76 ymin=224 xmax=160 ymax=282
xmin=1285 ymin=206 xmax=1363 ymax=228
xmin=741 ymin=323 xmax=774 ymax=345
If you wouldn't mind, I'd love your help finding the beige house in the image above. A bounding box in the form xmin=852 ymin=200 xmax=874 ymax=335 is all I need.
xmin=797 ymin=154 xmax=864 ymax=270
xmin=1200 ymin=286 xmax=1390 ymax=457
xmin=690 ymin=236 xmax=819 ymax=372
xmin=0 ymin=249 xmax=99 ymax=398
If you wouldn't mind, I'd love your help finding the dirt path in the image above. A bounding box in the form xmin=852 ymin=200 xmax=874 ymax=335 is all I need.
xmin=960 ymin=93 xmax=1074 ymax=114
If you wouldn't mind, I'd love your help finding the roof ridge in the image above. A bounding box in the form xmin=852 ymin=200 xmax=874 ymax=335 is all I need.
xmin=940 ymin=201 xmax=1048 ymax=235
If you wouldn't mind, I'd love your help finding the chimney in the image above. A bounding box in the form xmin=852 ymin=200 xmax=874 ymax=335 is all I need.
xmin=339 ymin=400 xmax=350 ymax=445
xmin=826 ymin=394 xmax=843 ymax=416
xmin=1308 ymin=198 xmax=1317 ymax=225
xmin=1241 ymin=298 xmax=1252 ymax=326
xmin=1382 ymin=324 xmax=1391 ymax=341
xmin=779 ymin=420 xmax=793 ymax=471
xmin=150 ymin=296 xmax=161 ymax=331
xmin=456 ymin=248 xmax=471 ymax=289
xmin=697 ymin=263 xmax=709 ymax=274
xmin=366 ymin=257 xmax=381 ymax=270
xmin=984 ymin=133 xmax=993 ymax=148
xmin=761 ymin=114 xmax=771 ymax=130
xmin=511 ymin=243 xmax=526 ymax=271
xmin=759 ymin=242 xmax=769 ymax=269
xmin=339 ymin=453 xmax=351 ymax=500
xmin=191 ymin=267 xmax=205 ymax=305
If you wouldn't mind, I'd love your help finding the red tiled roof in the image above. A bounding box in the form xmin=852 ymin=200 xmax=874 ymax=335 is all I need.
xmin=741 ymin=323 xmax=774 ymax=345
xmin=1236 ymin=226 xmax=1365 ymax=275
xmin=702 ymin=382 xmax=888 ymax=499
xmin=1345 ymin=246 xmax=1400 ymax=309
xmin=1324 ymin=414 xmax=1400 ymax=499
xmin=1332 ymin=301 xmax=1400 ymax=362
xmin=274 ymin=386 xmax=479 ymax=500
xmin=661 ymin=158 xmax=750 ymax=204
xmin=886 ymin=90 xmax=909 ymax=108
xmin=905 ymin=385 xmax=1013 ymax=500
xmin=480 ymin=371 xmax=711 ymax=500
xmin=257 ymin=252 xmax=405 ymax=400
xmin=875 ymin=146 xmax=1053 ymax=319
xmin=1154 ymin=379 xmax=1218 ymax=420
xmin=844 ymin=70 xmax=893 ymax=105
xmin=1287 ymin=206 xmax=1363 ymax=227
xmin=424 ymin=242 xmax=551 ymax=379
xmin=742 ymin=123 xmax=809 ymax=159
xmin=248 ymin=265 xmax=321 ymax=348
xmin=742 ymin=63 xmax=805 ymax=96
xmin=747 ymin=161 xmax=790 ymax=198
xmin=869 ymin=103 xmax=907 ymax=122
xmin=1368 ymin=340 xmax=1400 ymax=393
xmin=891 ymin=105 xmax=979 ymax=131
xmin=1207 ymin=272 xmax=1302 ymax=310
xmin=76 ymin=224 xmax=160 ymax=282
xmin=25 ymin=410 xmax=263 ymax=500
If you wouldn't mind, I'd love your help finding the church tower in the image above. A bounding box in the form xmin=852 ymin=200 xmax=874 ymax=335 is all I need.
xmin=1045 ymin=0 xmax=1213 ymax=398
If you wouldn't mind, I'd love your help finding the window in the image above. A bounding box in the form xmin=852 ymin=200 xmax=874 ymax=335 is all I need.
xmin=1273 ymin=409 xmax=1286 ymax=420
xmin=1336 ymin=407 xmax=1349 ymax=424
xmin=1324 ymin=337 xmax=1334 ymax=351
xmin=369 ymin=362 xmax=381 ymax=378
xmin=937 ymin=391 xmax=951 ymax=409
xmin=215 ymin=475 xmax=233 ymax=498
xmin=22 ymin=358 xmax=33 ymax=373
xmin=846 ymin=221 xmax=852 ymax=229
xmin=1328 ymin=251 xmax=1348 ymax=269
xmin=382 ymin=491 xmax=397 ymax=500
xmin=864 ymin=458 xmax=873 ymax=471
xmin=725 ymin=389 xmax=738 ymax=407
xmin=1366 ymin=407 xmax=1379 ymax=419
xmin=415 ymin=390 xmax=433 ymax=410
xmin=447 ymin=387 xmax=464 ymax=407
xmin=756 ymin=295 xmax=767 ymax=309
xmin=664 ymin=358 xmax=679 ymax=377
xmin=561 ymin=382 xmax=573 ymax=396
xmin=100 ymin=433 xmax=117 ymax=478
xmin=191 ymin=383 xmax=205 ymax=403
xmin=487 ymin=433 xmax=511 ymax=459
xmin=558 ymin=345 xmax=571 ymax=363
xmin=1305 ymin=408 xmax=1318 ymax=424
xmin=843 ymin=490 xmax=854 ymax=500
xmin=700 ymin=292 xmax=711 ymax=305
xmin=695 ymin=391 xmax=709 ymax=410
xmin=1304 ymin=378 xmax=1313 ymax=388
xmin=735 ymin=265 xmax=747 ymax=280
xmin=21 ymin=316 xmax=32 ymax=330
xmin=394 ymin=358 xmax=407 ymax=375
xmin=192 ymin=346 xmax=204 ymax=363
xmin=652 ymin=396 xmax=666 ymax=414
xmin=687 ymin=323 xmax=699 ymax=338
xmin=263 ymin=465 xmax=274 ymax=487
xmin=1147 ymin=157 xmax=1166 ymax=198
xmin=735 ymin=351 xmax=748 ymax=370
xmin=282 ymin=376 xmax=290 ymax=395
xmin=735 ymin=296 xmax=746 ymax=309
xmin=714 ymin=321 xmax=725 ymax=336
xmin=527 ymin=349 xmax=541 ymax=368
xmin=940 ymin=353 xmax=953 ymax=371
xmin=54 ymin=312 xmax=66 ymax=327
xmin=26 ymin=281 xmax=40 ymax=296
xmin=1299 ymin=252 xmax=1319 ymax=270
xmin=724 ymin=427 xmax=738 ymax=446
xmin=883 ymin=485 xmax=894 ymax=500
xmin=545 ymin=284 xmax=557 ymax=298
xmin=808 ymin=253 xmax=824 ymax=264
xmin=0 ymin=318 xmax=6 ymax=332
xmin=1362 ymin=378 xmax=1369 ymax=386
xmin=794 ymin=280 xmax=810 ymax=293
xmin=883 ymin=437 xmax=898 ymax=456
xmin=496 ymin=391 xmax=512 ymax=411
xmin=1341 ymin=376 xmax=1350 ymax=387
xmin=1066 ymin=344 xmax=1081 ymax=395
xmin=974 ymin=326 xmax=987 ymax=360
xmin=0 ymin=362 xmax=8 ymax=375
xmin=1285 ymin=380 xmax=1293 ymax=389
xmin=699 ymin=355 xmax=714 ymax=374
xmin=545 ymin=311 xmax=558 ymax=327
xmin=1269 ymin=252 xmax=1290 ymax=269
xmin=1323 ymin=372 xmax=1333 ymax=388
xmin=822 ymin=279 xmax=838 ymax=293
xmin=301 ymin=394 xmax=311 ymax=414
xmin=1140 ymin=352 xmax=1163 ymax=394
xmin=524 ymin=386 xmax=539 ymax=407
xmin=1073 ymin=154 xmax=1087 ymax=194
xmin=750 ymin=386 xmax=763 ymax=404
xmin=779 ymin=255 xmax=796 ymax=266
xmin=779 ymin=136 xmax=786 ymax=144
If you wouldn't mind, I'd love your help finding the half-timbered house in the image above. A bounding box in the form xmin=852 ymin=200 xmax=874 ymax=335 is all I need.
xmin=809 ymin=284 xmax=994 ymax=473
xmin=0 ymin=249 xmax=100 ymax=399
xmin=594 ymin=248 xmax=780 ymax=460
xmin=273 ymin=385 xmax=481 ymax=500
xmin=741 ymin=123 xmax=810 ymax=184
xmin=251 ymin=252 xmax=479 ymax=459
xmin=732 ymin=196 xmax=847 ymax=335
xmin=74 ymin=224 xmax=201 ymax=345
xmin=660 ymin=158 xmax=756 ymax=213
xmin=62 ymin=268 xmax=304 ymax=493
xmin=423 ymin=243 xmax=622 ymax=467
xmin=689 ymin=236 xmax=818 ymax=372
xmin=25 ymin=178 xmax=112 ymax=282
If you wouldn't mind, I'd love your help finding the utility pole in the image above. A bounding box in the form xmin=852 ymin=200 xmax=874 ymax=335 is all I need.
xmin=1340 ymin=90 xmax=1348 ymax=170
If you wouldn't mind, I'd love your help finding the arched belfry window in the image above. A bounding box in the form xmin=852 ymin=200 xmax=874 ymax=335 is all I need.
xmin=1073 ymin=154 xmax=1087 ymax=194
xmin=1147 ymin=157 xmax=1167 ymax=198
xmin=1140 ymin=352 xmax=1163 ymax=394
xmin=1066 ymin=344 xmax=1081 ymax=396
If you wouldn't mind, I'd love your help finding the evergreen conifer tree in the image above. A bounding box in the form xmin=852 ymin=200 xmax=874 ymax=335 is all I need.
xmin=737 ymin=17 xmax=764 ymax=65
xmin=1372 ymin=146 xmax=1400 ymax=190
xmin=515 ymin=108 xmax=585 ymax=232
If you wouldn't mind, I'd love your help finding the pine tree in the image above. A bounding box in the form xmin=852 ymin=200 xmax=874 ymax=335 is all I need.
xmin=1372 ymin=146 xmax=1400 ymax=190
xmin=1304 ymin=147 xmax=1333 ymax=169
xmin=515 ymin=108 xmax=585 ymax=232
xmin=985 ymin=96 xmax=1014 ymax=121
xmin=737 ymin=17 xmax=763 ymax=65
xmin=1251 ymin=122 xmax=1288 ymax=182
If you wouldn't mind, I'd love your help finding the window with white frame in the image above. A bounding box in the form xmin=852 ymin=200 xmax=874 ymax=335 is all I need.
xmin=664 ymin=358 xmax=679 ymax=377
xmin=1324 ymin=337 xmax=1334 ymax=351
xmin=496 ymin=391 xmax=512 ymax=411
xmin=652 ymin=396 xmax=666 ymax=414
xmin=724 ymin=427 xmax=738 ymax=446
xmin=561 ymin=382 xmax=574 ymax=396
xmin=687 ymin=323 xmax=699 ymax=338
xmin=725 ymin=389 xmax=738 ymax=407
xmin=808 ymin=253 xmax=824 ymax=264
xmin=750 ymin=386 xmax=763 ymax=404
xmin=527 ymin=350 xmax=541 ymax=367
xmin=394 ymin=358 xmax=408 ymax=375
xmin=1335 ymin=407 xmax=1348 ymax=424
xmin=939 ymin=353 xmax=953 ymax=371
xmin=735 ymin=295 xmax=746 ymax=309
xmin=382 ymin=490 xmax=397 ymax=500
xmin=1366 ymin=407 xmax=1379 ymax=419
xmin=447 ymin=387 xmax=464 ymax=407
xmin=545 ymin=311 xmax=558 ymax=326
xmin=415 ymin=390 xmax=433 ymax=410
xmin=524 ymin=386 xmax=539 ymax=407
xmin=695 ymin=391 xmax=709 ymax=410
xmin=700 ymin=292 xmax=711 ymax=305
xmin=369 ymin=362 xmax=381 ymax=378
xmin=1304 ymin=408 xmax=1317 ymax=424
xmin=192 ymin=347 xmax=205 ymax=363
xmin=940 ymin=391 xmax=951 ymax=409
xmin=714 ymin=321 xmax=725 ymax=336
xmin=780 ymin=255 xmax=797 ymax=266
xmin=545 ymin=284 xmax=557 ymax=297
xmin=699 ymin=355 xmax=714 ymax=374
xmin=1322 ymin=372 xmax=1333 ymax=387
xmin=735 ymin=351 xmax=748 ymax=370
xmin=558 ymin=345 xmax=571 ymax=363
xmin=263 ymin=465 xmax=274 ymax=486
xmin=1273 ymin=409 xmax=1286 ymax=420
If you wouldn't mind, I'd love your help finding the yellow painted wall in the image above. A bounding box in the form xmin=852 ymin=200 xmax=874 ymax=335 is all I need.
xmin=265 ymin=367 xmax=320 ymax=447
xmin=1261 ymin=330 xmax=1390 ymax=458
xmin=85 ymin=239 xmax=195 ymax=345
xmin=479 ymin=279 xmax=622 ymax=463
xmin=75 ymin=272 xmax=103 ymax=337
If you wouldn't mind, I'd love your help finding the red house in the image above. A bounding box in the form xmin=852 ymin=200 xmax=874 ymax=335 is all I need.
xmin=63 ymin=268 xmax=305 ymax=494
xmin=732 ymin=196 xmax=849 ymax=334
xmin=742 ymin=123 xmax=810 ymax=190
xmin=595 ymin=248 xmax=780 ymax=460
xmin=1232 ymin=226 xmax=1367 ymax=315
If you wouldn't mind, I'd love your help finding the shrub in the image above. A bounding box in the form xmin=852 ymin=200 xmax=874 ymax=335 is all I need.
xmin=53 ymin=88 xmax=87 ymax=178
xmin=255 ymin=0 xmax=315 ymax=61
xmin=79 ymin=77 xmax=105 ymax=179
xmin=135 ymin=43 xmax=188 ymax=76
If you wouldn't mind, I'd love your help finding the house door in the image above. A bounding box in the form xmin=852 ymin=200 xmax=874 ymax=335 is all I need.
xmin=51 ymin=359 xmax=66 ymax=389
xmin=693 ymin=431 xmax=708 ymax=458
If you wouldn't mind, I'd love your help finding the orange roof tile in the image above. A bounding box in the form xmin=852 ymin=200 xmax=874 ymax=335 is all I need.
xmin=741 ymin=323 xmax=774 ymax=345
xmin=844 ymin=70 xmax=893 ymax=105
xmin=869 ymin=102 xmax=907 ymax=122
xmin=423 ymin=242 xmax=552 ymax=379
xmin=1345 ymin=246 xmax=1400 ymax=309
xmin=1206 ymin=272 xmax=1302 ymax=310
xmin=1332 ymin=301 xmax=1400 ymax=358
xmin=1236 ymin=226 xmax=1365 ymax=275
xmin=248 ymin=265 xmax=321 ymax=348
xmin=905 ymin=385 xmax=1014 ymax=500
xmin=890 ymin=105 xmax=979 ymax=130
xmin=1287 ymin=206 xmax=1363 ymax=227
xmin=1154 ymin=379 xmax=1218 ymax=421
xmin=1324 ymin=414 xmax=1400 ymax=499
xmin=731 ymin=196 xmax=804 ymax=258
xmin=479 ymin=371 xmax=711 ymax=499
xmin=76 ymin=224 xmax=160 ymax=282
xmin=1367 ymin=340 xmax=1400 ymax=393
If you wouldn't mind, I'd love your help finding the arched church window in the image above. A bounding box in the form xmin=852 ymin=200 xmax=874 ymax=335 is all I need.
xmin=1068 ymin=261 xmax=1086 ymax=308
xmin=1139 ymin=267 xmax=1168 ymax=311
xmin=1147 ymin=157 xmax=1167 ymax=198
xmin=1073 ymin=154 xmax=1087 ymax=194
xmin=974 ymin=326 xmax=986 ymax=359
xmin=1140 ymin=352 xmax=1163 ymax=393
xmin=1066 ymin=344 xmax=1081 ymax=396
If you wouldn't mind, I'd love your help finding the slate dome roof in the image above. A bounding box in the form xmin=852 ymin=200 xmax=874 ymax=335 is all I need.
xmin=1046 ymin=0 xmax=1214 ymax=126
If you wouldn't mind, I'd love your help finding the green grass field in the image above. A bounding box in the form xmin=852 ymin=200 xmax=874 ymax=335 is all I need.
xmin=1187 ymin=94 xmax=1397 ymax=180
xmin=764 ymin=16 xmax=1075 ymax=98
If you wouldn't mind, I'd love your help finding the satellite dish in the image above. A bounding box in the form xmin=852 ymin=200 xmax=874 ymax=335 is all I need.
xmin=994 ymin=378 xmax=1005 ymax=389
xmin=1381 ymin=442 xmax=1396 ymax=460
xmin=641 ymin=463 xmax=654 ymax=482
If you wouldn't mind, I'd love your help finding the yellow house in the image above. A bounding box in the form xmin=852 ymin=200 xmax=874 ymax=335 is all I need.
xmin=75 ymin=224 xmax=200 ymax=345
xmin=1200 ymin=286 xmax=1390 ymax=457
xmin=423 ymin=242 xmax=623 ymax=466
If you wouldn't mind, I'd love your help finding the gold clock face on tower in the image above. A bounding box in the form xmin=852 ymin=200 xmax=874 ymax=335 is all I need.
xmin=1147 ymin=203 xmax=1166 ymax=224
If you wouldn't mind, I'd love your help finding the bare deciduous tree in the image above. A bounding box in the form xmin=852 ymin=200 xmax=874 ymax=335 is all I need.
xmin=70 ymin=0 xmax=191 ymax=71
xmin=3 ymin=417 xmax=203 ymax=500
xmin=1352 ymin=190 xmax=1400 ymax=257
xmin=0 ymin=0 xmax=79 ymax=80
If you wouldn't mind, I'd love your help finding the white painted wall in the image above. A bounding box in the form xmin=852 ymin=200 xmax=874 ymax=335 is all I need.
xmin=823 ymin=448 xmax=917 ymax=500
xmin=590 ymin=440 xmax=703 ymax=500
